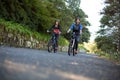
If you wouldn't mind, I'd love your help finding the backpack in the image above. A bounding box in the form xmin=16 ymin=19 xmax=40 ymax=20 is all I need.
xmin=73 ymin=24 xmax=80 ymax=32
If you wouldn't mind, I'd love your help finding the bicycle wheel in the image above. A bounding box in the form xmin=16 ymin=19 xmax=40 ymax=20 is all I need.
xmin=53 ymin=44 xmax=57 ymax=53
xmin=72 ymin=39 xmax=76 ymax=56
xmin=68 ymin=40 xmax=73 ymax=56
xmin=48 ymin=40 xmax=53 ymax=52
xmin=73 ymin=46 xmax=75 ymax=56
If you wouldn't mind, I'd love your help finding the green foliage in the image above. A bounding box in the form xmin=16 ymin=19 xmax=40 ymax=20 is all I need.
xmin=0 ymin=19 xmax=68 ymax=45
xmin=95 ymin=36 xmax=117 ymax=53
xmin=96 ymin=51 xmax=120 ymax=62
xmin=0 ymin=0 xmax=91 ymax=43
xmin=59 ymin=37 xmax=69 ymax=46
xmin=0 ymin=19 xmax=31 ymax=35
xmin=78 ymin=44 xmax=87 ymax=51
xmin=65 ymin=0 xmax=81 ymax=11
xmin=95 ymin=0 xmax=120 ymax=59
xmin=100 ymin=0 xmax=120 ymax=28
xmin=81 ymin=27 xmax=91 ymax=43
xmin=0 ymin=0 xmax=60 ymax=32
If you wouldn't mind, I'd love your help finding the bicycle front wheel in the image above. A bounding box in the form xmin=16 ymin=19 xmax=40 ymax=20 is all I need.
xmin=72 ymin=39 xmax=76 ymax=56
xmin=48 ymin=40 xmax=53 ymax=52
xmin=68 ymin=42 xmax=73 ymax=56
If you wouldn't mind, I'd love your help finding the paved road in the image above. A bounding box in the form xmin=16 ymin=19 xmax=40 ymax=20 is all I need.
xmin=0 ymin=46 xmax=120 ymax=80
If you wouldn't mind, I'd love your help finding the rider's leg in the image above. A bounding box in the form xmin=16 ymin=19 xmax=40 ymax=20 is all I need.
xmin=74 ymin=39 xmax=78 ymax=54
xmin=52 ymin=33 xmax=55 ymax=40
xmin=55 ymin=34 xmax=59 ymax=49
xmin=75 ymin=35 xmax=80 ymax=54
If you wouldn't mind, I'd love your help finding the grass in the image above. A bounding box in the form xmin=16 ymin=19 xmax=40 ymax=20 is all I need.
xmin=78 ymin=44 xmax=87 ymax=51
xmin=0 ymin=19 xmax=68 ymax=46
xmin=95 ymin=51 xmax=120 ymax=64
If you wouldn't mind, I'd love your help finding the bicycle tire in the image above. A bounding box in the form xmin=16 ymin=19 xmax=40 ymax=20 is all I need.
xmin=53 ymin=43 xmax=56 ymax=53
xmin=48 ymin=40 xmax=53 ymax=52
xmin=68 ymin=40 xmax=73 ymax=56
xmin=73 ymin=46 xmax=75 ymax=56
xmin=72 ymin=39 xmax=76 ymax=56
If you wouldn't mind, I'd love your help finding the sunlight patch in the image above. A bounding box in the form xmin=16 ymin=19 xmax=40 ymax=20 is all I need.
xmin=4 ymin=59 xmax=36 ymax=72
xmin=55 ymin=69 xmax=95 ymax=80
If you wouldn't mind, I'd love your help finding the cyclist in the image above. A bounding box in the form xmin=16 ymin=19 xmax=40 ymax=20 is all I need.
xmin=47 ymin=20 xmax=62 ymax=50
xmin=67 ymin=17 xmax=82 ymax=54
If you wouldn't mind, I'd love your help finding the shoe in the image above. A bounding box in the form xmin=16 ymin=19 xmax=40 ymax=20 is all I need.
xmin=74 ymin=49 xmax=78 ymax=54
xmin=55 ymin=47 xmax=58 ymax=50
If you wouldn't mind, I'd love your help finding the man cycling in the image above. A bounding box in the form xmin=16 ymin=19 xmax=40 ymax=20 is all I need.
xmin=47 ymin=20 xmax=62 ymax=50
xmin=67 ymin=17 xmax=82 ymax=54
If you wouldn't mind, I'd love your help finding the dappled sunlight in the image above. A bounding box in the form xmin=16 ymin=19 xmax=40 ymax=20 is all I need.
xmin=84 ymin=42 xmax=97 ymax=53
xmin=55 ymin=69 xmax=95 ymax=80
xmin=2 ymin=60 xmax=95 ymax=80
xmin=1 ymin=46 xmax=119 ymax=80
xmin=69 ymin=61 xmax=79 ymax=65
xmin=3 ymin=59 xmax=52 ymax=79
xmin=29 ymin=67 xmax=95 ymax=80
xmin=4 ymin=59 xmax=36 ymax=72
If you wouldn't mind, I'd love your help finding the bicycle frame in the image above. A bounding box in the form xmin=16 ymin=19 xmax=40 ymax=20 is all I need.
xmin=68 ymin=32 xmax=77 ymax=56
xmin=52 ymin=34 xmax=56 ymax=45
xmin=48 ymin=33 xmax=57 ymax=53
xmin=71 ymin=32 xmax=76 ymax=47
xmin=71 ymin=38 xmax=75 ymax=48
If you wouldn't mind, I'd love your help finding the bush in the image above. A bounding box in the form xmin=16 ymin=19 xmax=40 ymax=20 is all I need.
xmin=0 ymin=19 xmax=68 ymax=46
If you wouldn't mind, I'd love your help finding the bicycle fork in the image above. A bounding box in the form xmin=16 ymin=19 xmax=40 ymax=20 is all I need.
xmin=71 ymin=39 xmax=75 ymax=48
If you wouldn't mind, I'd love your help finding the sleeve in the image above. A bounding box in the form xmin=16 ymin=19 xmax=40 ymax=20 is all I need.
xmin=79 ymin=24 xmax=83 ymax=30
xmin=48 ymin=25 xmax=54 ymax=31
xmin=70 ymin=23 xmax=74 ymax=30
xmin=59 ymin=26 xmax=62 ymax=32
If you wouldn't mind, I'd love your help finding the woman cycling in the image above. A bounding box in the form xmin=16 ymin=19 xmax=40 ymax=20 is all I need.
xmin=67 ymin=17 xmax=82 ymax=54
xmin=47 ymin=20 xmax=62 ymax=50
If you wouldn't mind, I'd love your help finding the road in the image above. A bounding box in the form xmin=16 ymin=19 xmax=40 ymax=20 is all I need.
xmin=0 ymin=46 xmax=120 ymax=80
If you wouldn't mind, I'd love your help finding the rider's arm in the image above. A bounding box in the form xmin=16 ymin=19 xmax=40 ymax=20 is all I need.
xmin=59 ymin=25 xmax=62 ymax=33
xmin=67 ymin=24 xmax=74 ymax=33
xmin=79 ymin=24 xmax=83 ymax=34
xmin=80 ymin=30 xmax=82 ymax=34
xmin=47 ymin=25 xmax=54 ymax=32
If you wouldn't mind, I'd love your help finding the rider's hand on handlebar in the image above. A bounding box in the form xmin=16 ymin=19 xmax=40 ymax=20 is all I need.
xmin=59 ymin=31 xmax=61 ymax=34
xmin=80 ymin=30 xmax=82 ymax=34
xmin=67 ymin=31 xmax=70 ymax=34
xmin=47 ymin=30 xmax=50 ymax=33
xmin=67 ymin=29 xmax=71 ymax=34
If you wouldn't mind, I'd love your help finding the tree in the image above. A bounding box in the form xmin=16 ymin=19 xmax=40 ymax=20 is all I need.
xmin=96 ymin=0 xmax=120 ymax=52
xmin=81 ymin=27 xmax=91 ymax=43
xmin=0 ymin=0 xmax=91 ymax=43
xmin=0 ymin=0 xmax=60 ymax=32
xmin=95 ymin=36 xmax=117 ymax=53
xmin=65 ymin=0 xmax=81 ymax=11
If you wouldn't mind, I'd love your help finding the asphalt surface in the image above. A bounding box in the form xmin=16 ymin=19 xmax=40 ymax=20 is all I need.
xmin=0 ymin=46 xmax=120 ymax=80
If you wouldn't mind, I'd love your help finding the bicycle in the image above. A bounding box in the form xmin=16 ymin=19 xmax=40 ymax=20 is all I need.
xmin=47 ymin=32 xmax=58 ymax=53
xmin=68 ymin=32 xmax=77 ymax=56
